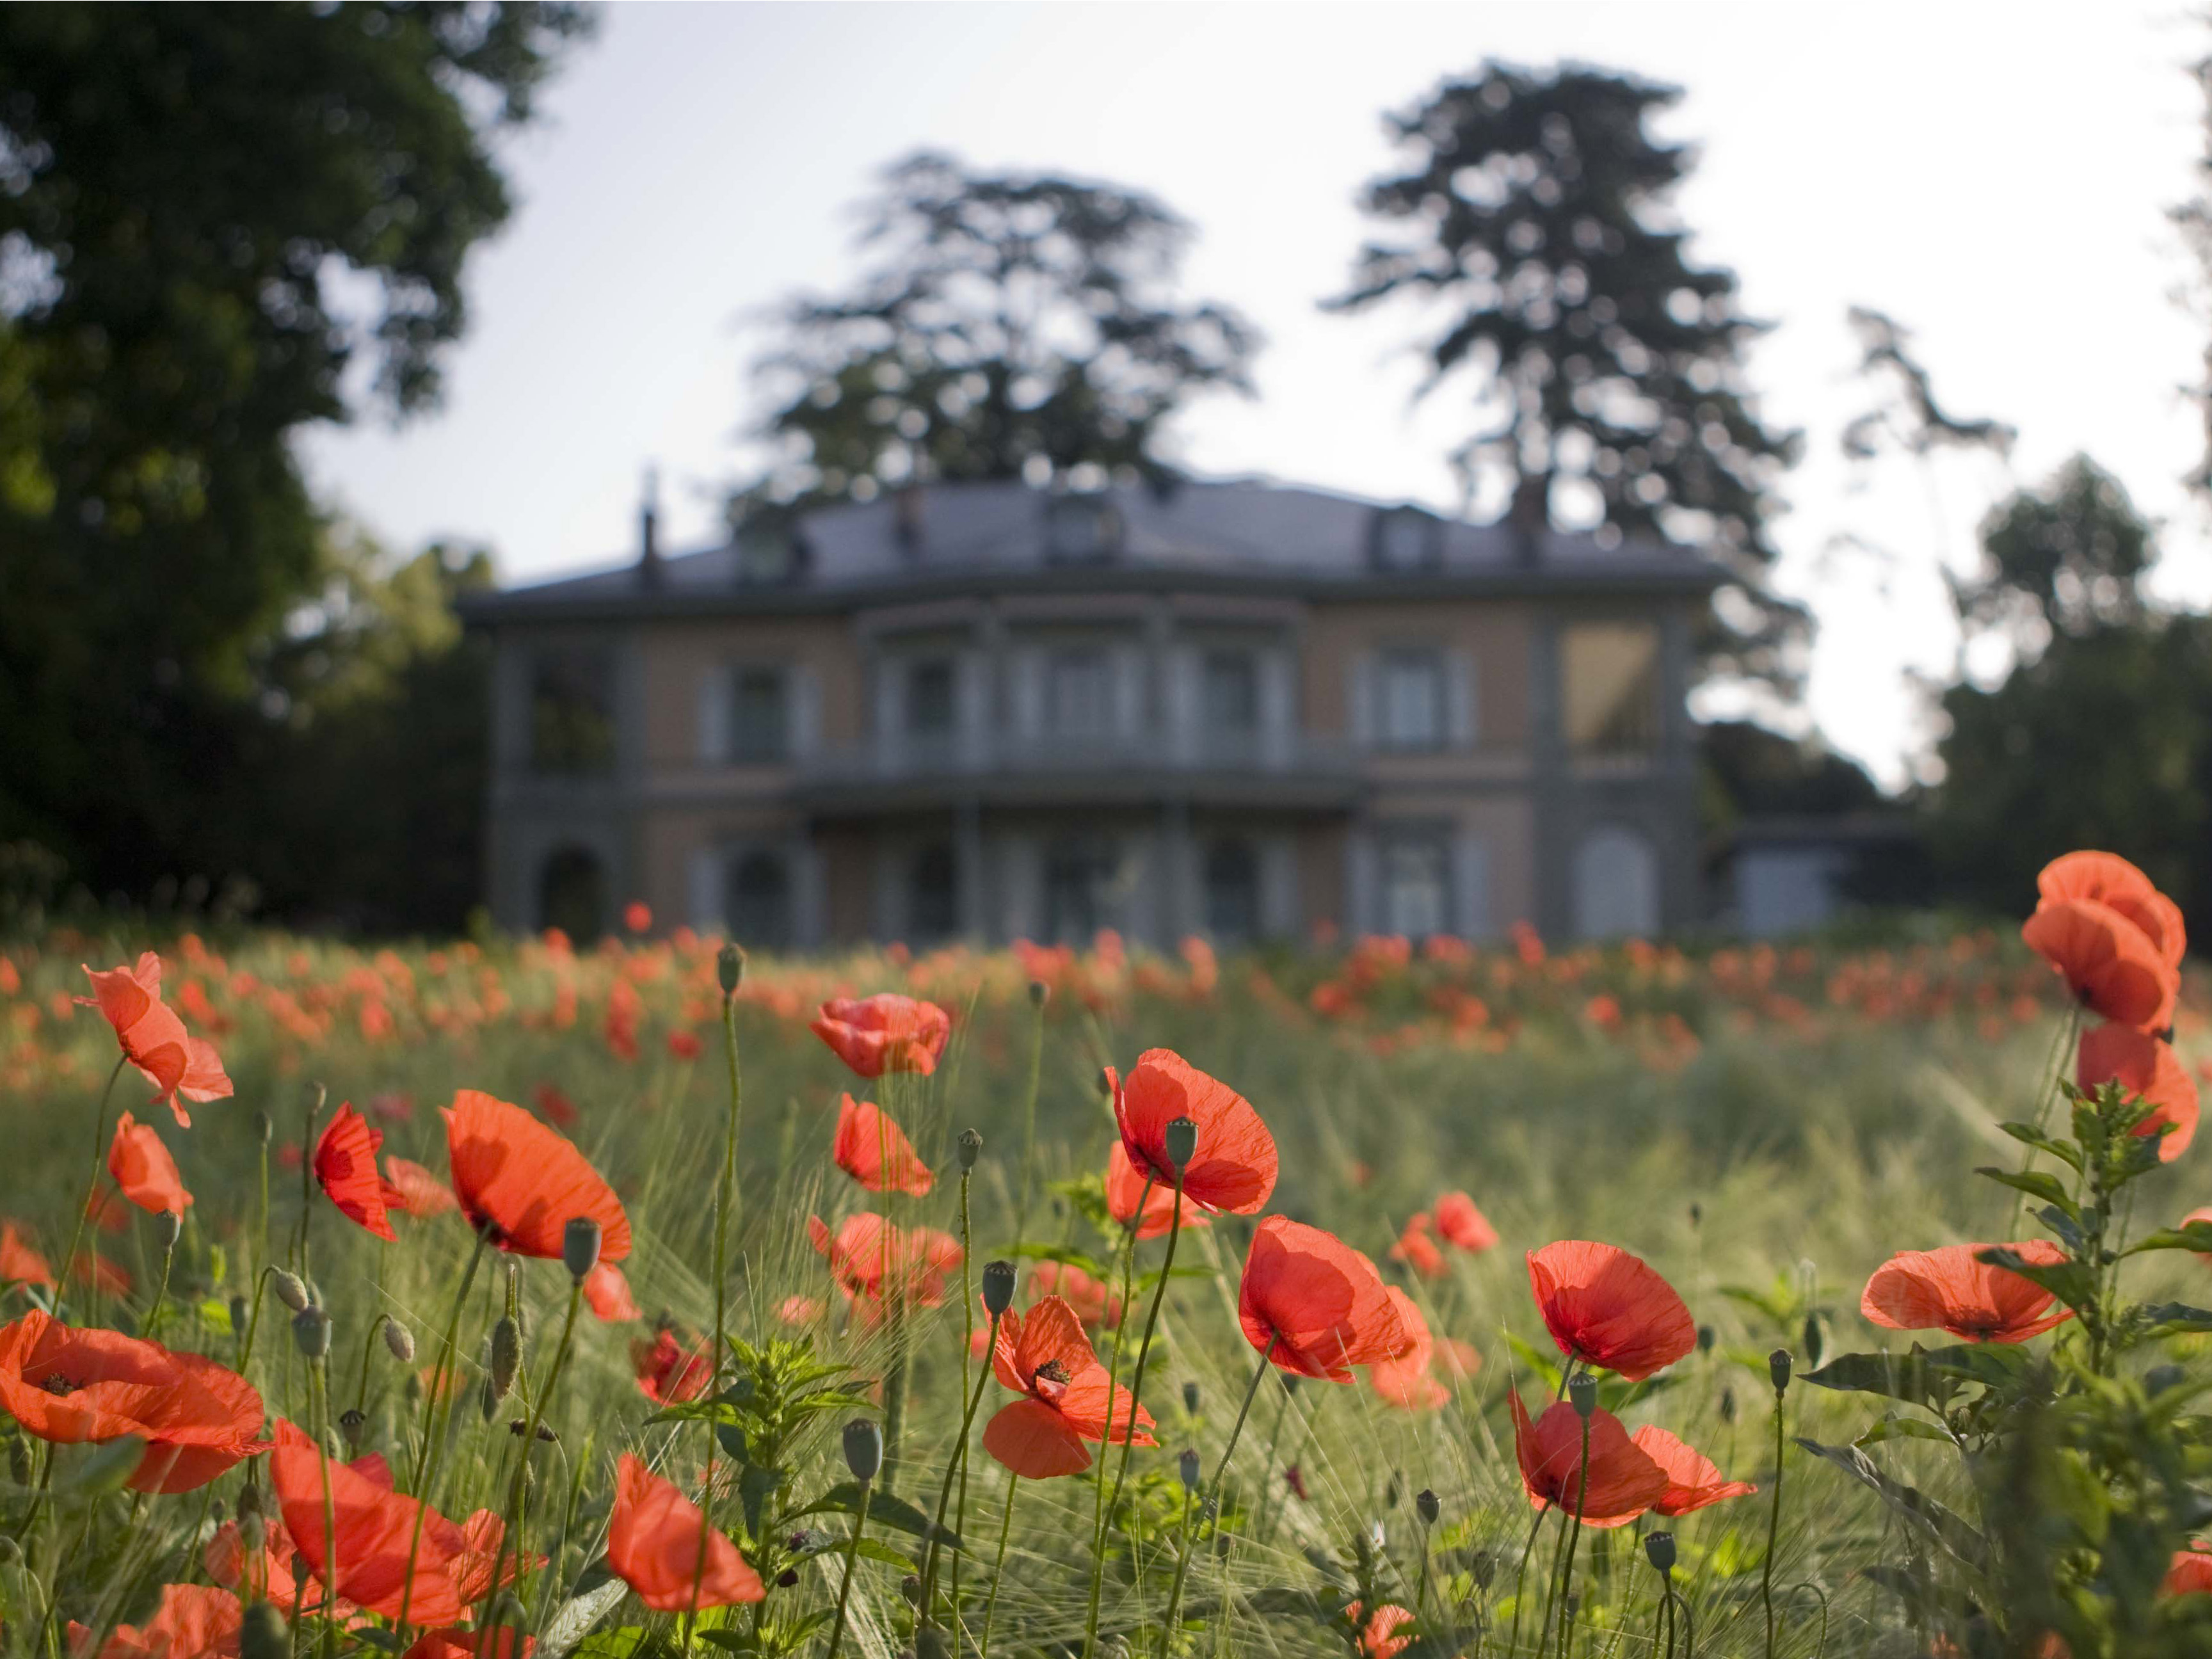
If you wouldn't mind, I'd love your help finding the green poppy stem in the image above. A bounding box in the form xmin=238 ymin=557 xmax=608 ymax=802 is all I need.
xmin=1078 ymin=1169 xmax=1153 ymax=1659
xmin=55 ymin=1054 xmax=129 ymax=1310
xmin=978 ymin=1474 xmax=1020 ymax=1659
xmin=920 ymin=1306 xmax=1000 ymax=1625
xmin=1158 ymin=1334 xmax=1277 ymax=1658
xmin=1099 ymin=1173 xmax=1185 ymax=1573
xmin=822 ymin=1479 xmax=872 ymax=1659
xmin=396 ymin=1226 xmax=491 ymax=1635
xmin=1762 ymin=1386 xmax=1786 ymax=1659
xmin=691 ymin=977 xmax=746 ymax=1619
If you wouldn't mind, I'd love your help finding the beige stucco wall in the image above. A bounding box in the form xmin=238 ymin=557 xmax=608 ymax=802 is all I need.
xmin=1300 ymin=600 xmax=1534 ymax=751
xmin=639 ymin=618 xmax=864 ymax=772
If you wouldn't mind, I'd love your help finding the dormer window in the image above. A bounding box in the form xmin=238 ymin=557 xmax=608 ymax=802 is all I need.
xmin=736 ymin=519 xmax=798 ymax=583
xmin=1045 ymin=495 xmax=1121 ymax=564
xmin=1371 ymin=506 xmax=1441 ymax=573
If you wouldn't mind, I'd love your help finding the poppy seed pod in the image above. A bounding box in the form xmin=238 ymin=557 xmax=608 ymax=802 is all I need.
xmin=240 ymin=1511 xmax=266 ymax=1554
xmin=271 ymin=1269 xmax=310 ymax=1314
xmin=842 ymin=1418 xmax=883 ymax=1482
xmin=1416 ymin=1487 xmax=1440 ymax=1527
xmin=1182 ymin=1381 xmax=1200 ymax=1416
xmin=1385 ymin=1471 xmax=1401 ymax=1509
xmin=1769 ymin=1348 xmax=1793 ymax=1395
xmin=1178 ymin=1448 xmax=1200 ymax=1491
xmin=981 ymin=1259 xmax=1016 ymax=1317
xmin=717 ymin=943 xmax=744 ymax=994
xmin=6 ymin=1436 xmax=30 ymax=1487
xmin=1027 ymin=980 xmax=1048 ymax=1007
xmin=1696 ymin=1324 xmax=1715 ymax=1355
xmin=563 ymin=1215 xmax=603 ymax=1282
xmin=899 ymin=1573 xmax=922 ymax=1607
xmin=252 ymin=1111 xmax=272 ymax=1148
xmin=1644 ymin=1531 xmax=1677 ymax=1574
xmin=337 ymin=1409 xmax=365 ymax=1454
xmin=1801 ymin=1312 xmax=1825 ymax=1372
xmin=228 ymin=1294 xmax=249 ymax=1333
xmin=1162 ymin=1116 xmax=1199 ymax=1175
xmin=290 ymin=1306 xmax=330 ymax=1360
xmin=479 ymin=1375 xmax=500 ymax=1423
xmin=489 ymin=1315 xmax=522 ymax=1399
xmin=155 ymin=1210 xmax=182 ymax=1250
xmin=1567 ymin=1371 xmax=1597 ymax=1419
xmin=383 ymin=1320 xmax=415 ymax=1363
xmin=958 ymin=1127 xmax=982 ymax=1171
xmin=240 ymin=1603 xmax=288 ymax=1659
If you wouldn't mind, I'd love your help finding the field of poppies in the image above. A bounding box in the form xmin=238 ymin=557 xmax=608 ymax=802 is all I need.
xmin=1 ymin=852 xmax=2211 ymax=1659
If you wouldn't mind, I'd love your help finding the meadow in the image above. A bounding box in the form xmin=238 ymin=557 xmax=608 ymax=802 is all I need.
xmin=1 ymin=866 xmax=2209 ymax=1659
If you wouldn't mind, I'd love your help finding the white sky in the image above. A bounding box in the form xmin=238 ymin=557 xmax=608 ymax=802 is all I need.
xmin=299 ymin=1 xmax=2212 ymax=788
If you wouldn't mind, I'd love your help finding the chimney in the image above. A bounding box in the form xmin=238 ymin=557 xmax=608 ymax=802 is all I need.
xmin=637 ymin=467 xmax=662 ymax=587
xmin=893 ymin=483 xmax=925 ymax=557
xmin=1508 ymin=472 xmax=1549 ymax=566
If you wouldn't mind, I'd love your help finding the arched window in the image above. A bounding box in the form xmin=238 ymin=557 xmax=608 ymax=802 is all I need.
xmin=1204 ymin=840 xmax=1260 ymax=943
xmin=726 ymin=851 xmax=791 ymax=952
xmin=909 ymin=844 xmax=958 ymax=942
xmin=1572 ymin=826 xmax=1660 ymax=939
xmin=538 ymin=846 xmax=607 ymax=942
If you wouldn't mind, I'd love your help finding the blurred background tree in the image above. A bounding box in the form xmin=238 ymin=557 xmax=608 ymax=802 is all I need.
xmin=0 ymin=1 xmax=589 ymax=929
xmin=735 ymin=150 xmax=1262 ymax=513
xmin=1331 ymin=61 xmax=1805 ymax=695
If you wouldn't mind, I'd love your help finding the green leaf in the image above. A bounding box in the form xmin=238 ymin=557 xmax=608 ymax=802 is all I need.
xmin=205 ymin=1242 xmax=227 ymax=1290
xmin=1793 ymin=1438 xmax=1989 ymax=1569
xmin=2138 ymin=1302 xmax=2212 ymax=1337
xmin=1997 ymin=1124 xmax=2083 ymax=1172
xmin=2124 ymin=1222 xmax=2212 ymax=1257
xmin=738 ymin=1461 xmax=781 ymax=1543
xmin=1854 ymin=1415 xmax=1957 ymax=1448
xmin=569 ymin=1628 xmax=652 ymax=1659
xmin=1973 ymin=1167 xmax=2077 ymax=1217
xmin=790 ymin=1482 xmax=962 ymax=1550
xmin=1800 ymin=1352 xmax=1953 ymax=1413
xmin=1973 ymin=1246 xmax=2099 ymax=1313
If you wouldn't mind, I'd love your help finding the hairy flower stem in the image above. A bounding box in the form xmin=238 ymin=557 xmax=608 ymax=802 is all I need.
xmin=951 ymin=1169 xmax=975 ymax=1630
xmin=1762 ymin=1387 xmax=1786 ymax=1659
xmin=691 ymin=981 xmax=746 ymax=1613
xmin=920 ymin=1308 xmax=1002 ymax=1627
xmin=495 ymin=1279 xmax=582 ymax=1655
xmin=1158 ymin=1334 xmax=1278 ymax=1659
xmin=822 ymin=1479 xmax=872 ymax=1659
xmin=145 ymin=1232 xmax=176 ymax=1338
xmin=312 ymin=1359 xmax=340 ymax=1659
xmin=1079 ymin=1170 xmax=1154 ymax=1659
xmin=1100 ymin=1174 xmax=1185 ymax=1564
xmin=353 ymin=1315 xmax=392 ymax=1418
xmin=396 ymin=1226 xmax=491 ymax=1633
xmin=978 ymin=1475 xmax=1020 ymax=1659
xmin=56 ymin=1055 xmax=129 ymax=1312
xmin=1509 ymin=1505 xmax=1553 ymax=1655
xmin=1540 ymin=1415 xmax=1593 ymax=1659
xmin=1014 ymin=996 xmax=1045 ymax=1242
xmin=294 ymin=1083 xmax=324 ymax=1286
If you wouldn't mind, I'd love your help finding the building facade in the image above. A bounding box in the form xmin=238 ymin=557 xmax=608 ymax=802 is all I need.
xmin=466 ymin=478 xmax=1720 ymax=949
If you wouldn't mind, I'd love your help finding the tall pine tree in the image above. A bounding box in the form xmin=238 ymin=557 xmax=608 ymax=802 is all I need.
xmin=1333 ymin=63 xmax=1802 ymax=691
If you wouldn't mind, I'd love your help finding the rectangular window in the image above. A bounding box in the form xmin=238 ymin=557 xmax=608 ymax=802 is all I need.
xmin=1377 ymin=650 xmax=1443 ymax=751
xmin=731 ymin=668 xmax=789 ymax=763
xmin=907 ymin=659 xmax=956 ymax=741
xmin=1044 ymin=838 xmax=1116 ymax=943
xmin=529 ymin=650 xmax=616 ymax=776
xmin=1202 ymin=652 xmax=1259 ymax=741
xmin=1562 ymin=623 xmax=1662 ymax=756
xmin=1380 ymin=835 xmax=1449 ymax=939
xmin=1049 ymin=650 xmax=1112 ymax=739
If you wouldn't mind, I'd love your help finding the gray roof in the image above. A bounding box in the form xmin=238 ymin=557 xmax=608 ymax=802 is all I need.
xmin=467 ymin=476 xmax=1725 ymax=620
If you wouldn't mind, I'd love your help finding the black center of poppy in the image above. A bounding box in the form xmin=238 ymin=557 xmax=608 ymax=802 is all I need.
xmin=37 ymin=1373 xmax=79 ymax=1395
xmin=1032 ymin=1359 xmax=1071 ymax=1386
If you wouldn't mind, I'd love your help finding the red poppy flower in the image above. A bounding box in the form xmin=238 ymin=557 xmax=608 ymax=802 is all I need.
xmin=807 ymin=1214 xmax=962 ymax=1320
xmin=205 ymin=1514 xmax=307 ymax=1610
xmin=1367 ymin=1287 xmax=1450 ymax=1411
xmin=666 ymin=1030 xmax=702 ymax=1063
xmin=1342 ymin=1603 xmax=1416 ymax=1659
xmin=68 ymin=1583 xmax=240 ymax=1659
xmin=1526 ymin=1241 xmax=1695 ymax=1381
xmin=584 ymin=1262 xmax=641 ymax=1322
xmin=1861 ymin=1241 xmax=2074 ymax=1343
xmin=1109 ymin=1049 xmax=1277 ymax=1215
xmin=108 ymin=1112 xmax=191 ymax=1217
xmin=383 ymin=1157 xmax=459 ymax=1219
xmin=2037 ymin=853 xmax=2186 ymax=966
xmin=2167 ymin=1543 xmax=2212 ymax=1596
xmin=623 ymin=901 xmax=653 ymax=934
xmin=1 ymin=1221 xmax=52 ymax=1286
xmin=1508 ymin=1392 xmax=1669 ymax=1527
xmin=442 ymin=1089 xmax=630 ymax=1262
xmin=1388 ymin=1215 xmax=1446 ymax=1280
xmin=314 ymin=1103 xmax=406 ymax=1242
xmin=2021 ymin=899 xmax=2176 ymax=1032
xmin=631 ymin=1328 xmax=712 ymax=1405
xmin=403 ymin=1629 xmax=531 ymax=1659
xmin=449 ymin=1507 xmax=537 ymax=1606
xmin=968 ymin=1260 xmax=1121 ymax=1354
xmin=269 ymin=1420 xmax=468 ymax=1624
xmin=832 ymin=1094 xmax=934 ymax=1196
xmin=982 ymin=1295 xmax=1155 ymax=1478
xmin=778 ymin=1295 xmax=825 ymax=1326
xmin=2078 ymin=1023 xmax=2199 ymax=1161
xmin=1629 ymin=1425 xmax=1758 ymax=1515
xmin=0 ymin=1311 xmax=267 ymax=1493
xmin=1434 ymin=1191 xmax=1499 ymax=1252
xmin=1238 ymin=1216 xmax=1411 ymax=1382
xmin=77 ymin=954 xmax=232 ymax=1128
xmin=607 ymin=1452 xmax=765 ymax=1610
xmin=809 ymin=994 xmax=951 ymax=1078
xmin=1105 ymin=1142 xmax=1212 ymax=1240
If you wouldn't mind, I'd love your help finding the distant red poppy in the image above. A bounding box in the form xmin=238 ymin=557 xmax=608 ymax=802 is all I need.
xmin=1105 ymin=1142 xmax=1212 ymax=1240
xmin=314 ymin=1103 xmax=406 ymax=1242
xmin=666 ymin=1030 xmax=702 ymax=1062
xmin=1 ymin=1221 xmax=52 ymax=1286
xmin=1630 ymin=1425 xmax=1758 ymax=1515
xmin=532 ymin=1082 xmax=579 ymax=1128
xmin=1238 ymin=1216 xmax=1411 ymax=1382
xmin=2021 ymin=899 xmax=2176 ymax=1032
xmin=630 ymin=1328 xmax=712 ymax=1405
xmin=623 ymin=901 xmax=653 ymax=934
xmin=832 ymin=1094 xmax=934 ymax=1196
xmin=442 ymin=1089 xmax=630 ymax=1262
xmin=982 ymin=1295 xmax=1155 ymax=1478
xmin=810 ymin=994 xmax=951 ymax=1078
xmin=68 ymin=1583 xmax=240 ymax=1659
xmin=2078 ymin=1023 xmax=2199 ymax=1161
xmin=1861 ymin=1241 xmax=2073 ymax=1343
xmin=77 ymin=953 xmax=232 ymax=1128
xmin=0 ymin=1311 xmax=267 ymax=1493
xmin=584 ymin=1262 xmax=641 ymax=1322
xmin=1508 ymin=1392 xmax=1669 ymax=1527
xmin=2167 ymin=1543 xmax=2212 ymax=1596
xmin=107 ymin=1112 xmax=191 ymax=1217
xmin=807 ymin=1214 xmax=962 ymax=1320
xmin=607 ymin=1452 xmax=765 ymax=1610
xmin=1434 ymin=1191 xmax=1499 ymax=1252
xmin=1367 ymin=1287 xmax=1450 ymax=1411
xmin=1109 ymin=1049 xmax=1277 ymax=1215
xmin=1388 ymin=1215 xmax=1447 ymax=1280
xmin=383 ymin=1157 xmax=460 ymax=1219
xmin=449 ymin=1506 xmax=536 ymax=1606
xmin=1526 ymin=1241 xmax=1696 ymax=1381
xmin=269 ymin=1420 xmax=468 ymax=1624
xmin=205 ymin=1514 xmax=307 ymax=1610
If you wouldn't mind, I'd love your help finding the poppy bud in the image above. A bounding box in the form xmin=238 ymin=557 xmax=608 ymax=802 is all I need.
xmin=1644 ymin=1531 xmax=1676 ymax=1575
xmin=1385 ymin=1471 xmax=1401 ymax=1509
xmin=405 ymin=1373 xmax=424 ymax=1406
xmin=1695 ymin=1324 xmax=1715 ymax=1355
xmin=383 ymin=1320 xmax=415 ymax=1363
xmin=1178 ymin=1449 xmax=1200 ymax=1491
xmin=338 ymin=1409 xmax=365 ymax=1454
xmin=718 ymin=943 xmax=744 ymax=994
xmin=271 ymin=1270 xmax=310 ymax=1314
xmin=155 ymin=1210 xmax=182 ymax=1251
xmin=6 ymin=1437 xmax=29 ymax=1487
xmin=241 ymin=1603 xmax=287 ymax=1659
xmin=489 ymin=1315 xmax=522 ymax=1399
xmin=1768 ymin=1348 xmax=1793 ymax=1395
xmin=842 ymin=1418 xmax=883 ymax=1482
xmin=1567 ymin=1372 xmax=1596 ymax=1419
xmin=229 ymin=1294 xmax=249 ymax=1333
xmin=958 ymin=1128 xmax=982 ymax=1171
xmin=1162 ymin=1116 xmax=1199 ymax=1175
xmin=291 ymin=1306 xmax=330 ymax=1361
xmin=1027 ymin=981 xmax=1048 ymax=1008
xmin=981 ymin=1260 xmax=1016 ymax=1317
xmin=899 ymin=1573 xmax=921 ymax=1607
xmin=1416 ymin=1488 xmax=1439 ymax=1527
xmin=563 ymin=1216 xmax=602 ymax=1282
xmin=236 ymin=1482 xmax=262 ymax=1523
xmin=479 ymin=1376 xmax=500 ymax=1423
xmin=1800 ymin=1313 xmax=1824 ymax=1372
xmin=240 ymin=1512 xmax=266 ymax=1555
xmin=1719 ymin=1386 xmax=1736 ymax=1424
xmin=207 ymin=1495 xmax=226 ymax=1525
xmin=1688 ymin=1202 xmax=1702 ymax=1229
xmin=1182 ymin=1381 xmax=1200 ymax=1416
xmin=252 ymin=1112 xmax=272 ymax=1148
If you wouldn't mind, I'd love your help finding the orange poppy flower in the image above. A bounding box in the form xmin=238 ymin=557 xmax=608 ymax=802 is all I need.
xmin=77 ymin=953 xmax=232 ymax=1128
xmin=108 ymin=1112 xmax=191 ymax=1217
xmin=269 ymin=1419 xmax=469 ymax=1624
xmin=630 ymin=1328 xmax=712 ymax=1405
xmin=806 ymin=1214 xmax=962 ymax=1319
xmin=1238 ymin=1216 xmax=1411 ymax=1382
xmin=1108 ymin=1049 xmax=1277 ymax=1215
xmin=1105 ymin=1142 xmax=1212 ymax=1240
xmin=2021 ymin=899 xmax=2176 ymax=1032
xmin=2078 ymin=1023 xmax=2199 ymax=1161
xmin=809 ymin=994 xmax=951 ymax=1078
xmin=1367 ymin=1287 xmax=1450 ymax=1411
xmin=314 ymin=1103 xmax=406 ymax=1242
xmin=584 ymin=1262 xmax=641 ymax=1322
xmin=831 ymin=1094 xmax=934 ymax=1196
xmin=383 ymin=1157 xmax=459 ymax=1219
xmin=982 ymin=1295 xmax=1155 ymax=1478
xmin=1630 ymin=1425 xmax=1758 ymax=1515
xmin=205 ymin=1514 xmax=306 ymax=1608
xmin=2037 ymin=853 xmax=2187 ymax=965
xmin=2167 ymin=1543 xmax=2212 ymax=1596
xmin=1862 ymin=1241 xmax=2074 ymax=1343
xmin=1508 ymin=1392 xmax=1669 ymax=1527
xmin=442 ymin=1089 xmax=630 ymax=1262
xmin=68 ymin=1583 xmax=240 ymax=1659
xmin=1387 ymin=1215 xmax=1447 ymax=1280
xmin=1434 ymin=1191 xmax=1499 ymax=1252
xmin=449 ymin=1507 xmax=537 ymax=1606
xmin=1342 ymin=1602 xmax=1416 ymax=1659
xmin=0 ymin=1311 xmax=268 ymax=1493
xmin=403 ymin=1629 xmax=531 ymax=1659
xmin=607 ymin=1452 xmax=765 ymax=1610
xmin=1 ymin=1221 xmax=52 ymax=1286
xmin=1526 ymin=1241 xmax=1696 ymax=1381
